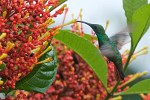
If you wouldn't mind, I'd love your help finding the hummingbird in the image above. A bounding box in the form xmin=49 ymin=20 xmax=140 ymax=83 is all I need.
xmin=77 ymin=21 xmax=130 ymax=80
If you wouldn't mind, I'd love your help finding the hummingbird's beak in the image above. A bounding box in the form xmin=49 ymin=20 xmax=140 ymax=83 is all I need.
xmin=76 ymin=21 xmax=92 ymax=27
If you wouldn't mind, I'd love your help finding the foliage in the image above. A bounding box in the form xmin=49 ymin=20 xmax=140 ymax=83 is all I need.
xmin=121 ymin=79 xmax=150 ymax=95
xmin=54 ymin=30 xmax=107 ymax=88
xmin=123 ymin=0 xmax=148 ymax=24
xmin=0 ymin=0 xmax=150 ymax=100
xmin=0 ymin=0 xmax=67 ymax=95
xmin=16 ymin=47 xmax=57 ymax=93
xmin=131 ymin=4 xmax=150 ymax=51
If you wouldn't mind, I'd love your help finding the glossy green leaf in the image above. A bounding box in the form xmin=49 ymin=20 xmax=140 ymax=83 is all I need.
xmin=47 ymin=28 xmax=97 ymax=41
xmin=16 ymin=46 xmax=57 ymax=93
xmin=54 ymin=30 xmax=107 ymax=87
xmin=123 ymin=0 xmax=148 ymax=24
xmin=83 ymin=34 xmax=97 ymax=41
xmin=132 ymin=4 xmax=150 ymax=50
xmin=0 ymin=63 xmax=6 ymax=71
xmin=72 ymin=32 xmax=97 ymax=41
xmin=120 ymin=79 xmax=150 ymax=95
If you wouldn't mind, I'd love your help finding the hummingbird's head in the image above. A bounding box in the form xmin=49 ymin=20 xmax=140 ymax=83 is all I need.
xmin=76 ymin=21 xmax=105 ymax=35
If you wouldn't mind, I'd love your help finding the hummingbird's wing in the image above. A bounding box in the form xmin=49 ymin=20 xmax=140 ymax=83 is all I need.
xmin=110 ymin=30 xmax=130 ymax=50
xmin=100 ymin=43 xmax=115 ymax=57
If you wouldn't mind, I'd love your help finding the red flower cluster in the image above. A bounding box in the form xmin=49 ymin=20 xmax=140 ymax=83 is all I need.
xmin=0 ymin=0 xmax=66 ymax=91
xmin=6 ymin=38 xmax=147 ymax=100
xmin=17 ymin=40 xmax=129 ymax=100
xmin=1 ymin=3 xmax=147 ymax=99
xmin=6 ymin=32 xmax=148 ymax=100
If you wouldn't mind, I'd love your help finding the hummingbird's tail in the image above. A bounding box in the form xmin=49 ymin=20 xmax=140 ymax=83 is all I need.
xmin=117 ymin=69 xmax=125 ymax=80
xmin=114 ymin=65 xmax=125 ymax=80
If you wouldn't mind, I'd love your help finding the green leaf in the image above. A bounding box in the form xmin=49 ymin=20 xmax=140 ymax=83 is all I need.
xmin=0 ymin=62 xmax=6 ymax=71
xmin=120 ymin=79 xmax=150 ymax=95
xmin=16 ymin=46 xmax=57 ymax=93
xmin=54 ymin=30 xmax=107 ymax=87
xmin=123 ymin=0 xmax=148 ymax=24
xmin=47 ymin=28 xmax=97 ymax=41
xmin=72 ymin=32 xmax=97 ymax=41
xmin=132 ymin=4 xmax=150 ymax=50
xmin=49 ymin=0 xmax=67 ymax=11
xmin=83 ymin=33 xmax=97 ymax=41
